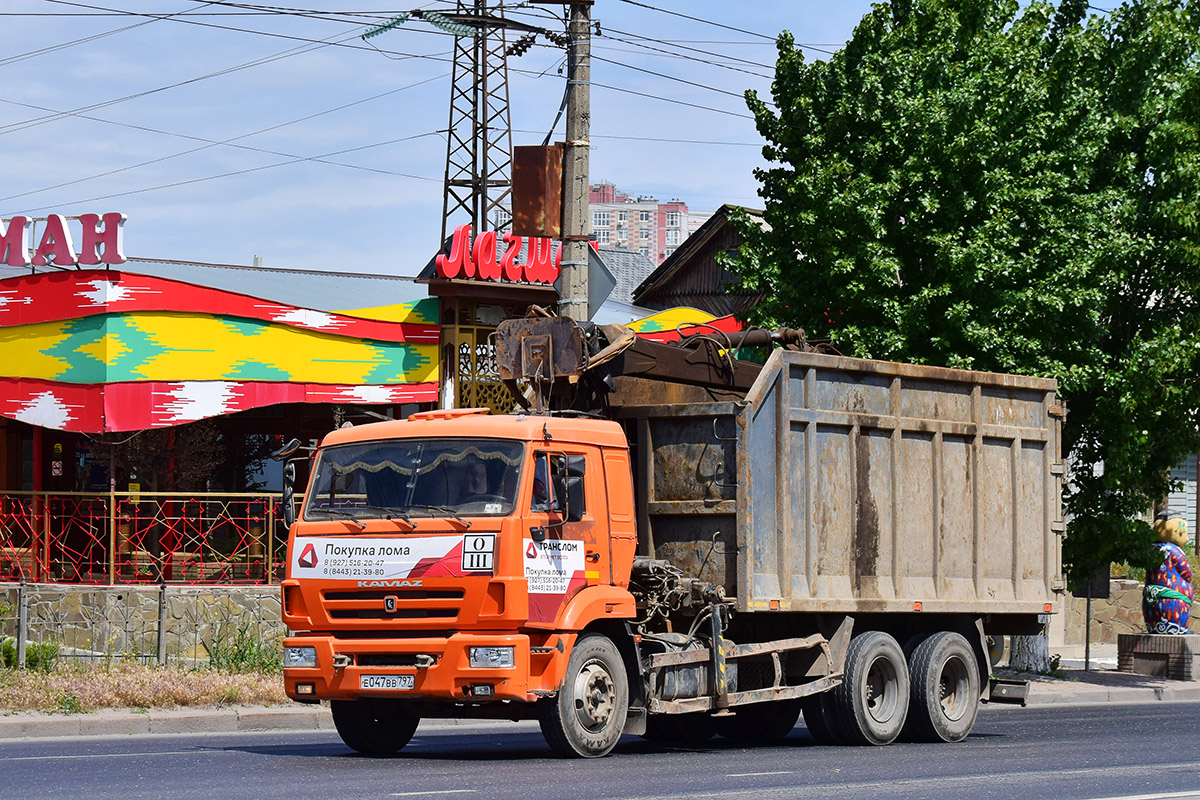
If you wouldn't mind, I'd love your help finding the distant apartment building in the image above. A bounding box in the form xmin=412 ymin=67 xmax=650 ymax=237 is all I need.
xmin=589 ymin=183 xmax=709 ymax=265
xmin=492 ymin=183 xmax=711 ymax=266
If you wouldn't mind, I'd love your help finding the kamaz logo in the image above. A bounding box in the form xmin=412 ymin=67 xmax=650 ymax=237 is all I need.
xmin=357 ymin=579 xmax=423 ymax=588
xmin=383 ymin=596 xmax=397 ymax=613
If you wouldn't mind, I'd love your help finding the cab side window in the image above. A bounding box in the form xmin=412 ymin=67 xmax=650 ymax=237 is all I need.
xmin=530 ymin=451 xmax=586 ymax=522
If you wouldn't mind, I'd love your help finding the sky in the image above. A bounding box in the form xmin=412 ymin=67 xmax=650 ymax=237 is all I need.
xmin=0 ymin=1 xmax=881 ymax=277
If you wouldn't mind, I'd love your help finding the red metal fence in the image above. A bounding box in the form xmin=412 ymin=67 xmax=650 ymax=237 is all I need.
xmin=0 ymin=492 xmax=285 ymax=584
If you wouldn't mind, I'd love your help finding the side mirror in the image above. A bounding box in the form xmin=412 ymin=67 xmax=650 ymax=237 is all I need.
xmin=271 ymin=438 xmax=302 ymax=461
xmin=282 ymin=461 xmax=297 ymax=527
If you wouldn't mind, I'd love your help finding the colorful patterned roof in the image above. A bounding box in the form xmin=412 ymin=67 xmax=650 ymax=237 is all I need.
xmin=0 ymin=269 xmax=438 ymax=432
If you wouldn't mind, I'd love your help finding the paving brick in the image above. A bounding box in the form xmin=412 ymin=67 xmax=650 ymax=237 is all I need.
xmin=0 ymin=714 xmax=81 ymax=739
xmin=148 ymin=709 xmax=239 ymax=734
xmin=237 ymin=707 xmax=321 ymax=732
xmin=79 ymin=712 xmax=151 ymax=737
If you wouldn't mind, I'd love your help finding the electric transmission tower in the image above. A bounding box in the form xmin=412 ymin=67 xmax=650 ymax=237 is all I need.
xmin=364 ymin=5 xmax=560 ymax=244
xmin=441 ymin=1 xmax=512 ymax=242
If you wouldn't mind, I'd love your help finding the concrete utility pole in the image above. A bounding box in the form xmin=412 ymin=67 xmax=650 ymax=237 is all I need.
xmin=558 ymin=1 xmax=591 ymax=321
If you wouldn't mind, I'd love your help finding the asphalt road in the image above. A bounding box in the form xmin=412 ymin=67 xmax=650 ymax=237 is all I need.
xmin=3 ymin=704 xmax=1200 ymax=800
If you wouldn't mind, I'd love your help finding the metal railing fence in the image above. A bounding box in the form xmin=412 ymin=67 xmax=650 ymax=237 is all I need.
xmin=0 ymin=491 xmax=286 ymax=585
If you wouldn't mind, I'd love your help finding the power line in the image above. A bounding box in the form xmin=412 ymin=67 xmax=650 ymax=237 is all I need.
xmin=4 ymin=130 xmax=445 ymax=218
xmin=612 ymin=0 xmax=839 ymax=56
xmin=0 ymin=3 xmax=218 ymax=68
xmin=614 ymin=0 xmax=775 ymax=41
xmin=598 ymin=27 xmax=773 ymax=72
xmin=590 ymin=54 xmax=755 ymax=102
xmin=0 ymin=12 xmax=451 ymax=137
xmin=589 ymin=82 xmax=754 ymax=120
xmin=592 ymin=42 xmax=773 ymax=81
xmin=0 ymin=73 xmax=449 ymax=205
xmin=512 ymin=128 xmax=760 ymax=147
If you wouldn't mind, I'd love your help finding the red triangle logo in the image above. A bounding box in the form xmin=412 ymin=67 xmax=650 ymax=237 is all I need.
xmin=298 ymin=542 xmax=318 ymax=569
xmin=526 ymin=542 xmax=538 ymax=559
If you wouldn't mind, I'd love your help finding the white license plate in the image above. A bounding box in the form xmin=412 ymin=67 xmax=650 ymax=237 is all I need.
xmin=360 ymin=674 xmax=414 ymax=691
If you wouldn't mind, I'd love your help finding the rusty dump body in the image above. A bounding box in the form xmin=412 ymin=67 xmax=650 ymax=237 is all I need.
xmin=617 ymin=348 xmax=1065 ymax=618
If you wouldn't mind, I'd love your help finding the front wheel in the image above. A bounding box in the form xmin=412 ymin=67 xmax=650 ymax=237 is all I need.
xmin=540 ymin=633 xmax=629 ymax=758
xmin=828 ymin=631 xmax=910 ymax=745
xmin=330 ymin=698 xmax=420 ymax=756
xmin=904 ymin=631 xmax=980 ymax=743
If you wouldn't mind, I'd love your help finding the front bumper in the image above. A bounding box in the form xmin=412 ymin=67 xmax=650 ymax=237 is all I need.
xmin=284 ymin=631 xmax=559 ymax=704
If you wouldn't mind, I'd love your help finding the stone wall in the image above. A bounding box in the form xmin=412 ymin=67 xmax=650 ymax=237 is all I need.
xmin=0 ymin=582 xmax=285 ymax=665
xmin=1061 ymin=579 xmax=1199 ymax=646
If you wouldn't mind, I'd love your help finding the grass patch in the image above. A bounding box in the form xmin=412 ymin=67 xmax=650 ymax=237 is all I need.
xmin=0 ymin=663 xmax=288 ymax=714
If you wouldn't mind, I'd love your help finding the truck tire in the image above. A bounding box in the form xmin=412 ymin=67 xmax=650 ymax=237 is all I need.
xmin=829 ymin=631 xmax=909 ymax=745
xmin=330 ymin=698 xmax=420 ymax=756
xmin=539 ymin=632 xmax=629 ymax=758
xmin=802 ymin=692 xmax=847 ymax=745
xmin=717 ymin=700 xmax=801 ymax=741
xmin=904 ymin=631 xmax=980 ymax=743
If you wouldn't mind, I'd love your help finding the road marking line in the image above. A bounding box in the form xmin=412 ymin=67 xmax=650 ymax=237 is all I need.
xmin=726 ymin=771 xmax=795 ymax=778
xmin=1081 ymin=793 xmax=1200 ymax=800
xmin=3 ymin=750 xmax=214 ymax=761
xmin=389 ymin=792 xmax=477 ymax=797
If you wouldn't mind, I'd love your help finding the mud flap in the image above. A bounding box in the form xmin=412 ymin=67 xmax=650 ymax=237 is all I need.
xmin=986 ymin=678 xmax=1029 ymax=706
xmin=623 ymin=706 xmax=647 ymax=735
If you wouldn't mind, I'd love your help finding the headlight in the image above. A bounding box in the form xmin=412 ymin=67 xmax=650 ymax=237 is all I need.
xmin=469 ymin=646 xmax=514 ymax=669
xmin=284 ymin=646 xmax=317 ymax=669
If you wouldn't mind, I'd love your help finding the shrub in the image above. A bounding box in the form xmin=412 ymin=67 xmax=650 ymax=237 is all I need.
xmin=205 ymin=621 xmax=282 ymax=674
xmin=1 ymin=636 xmax=59 ymax=672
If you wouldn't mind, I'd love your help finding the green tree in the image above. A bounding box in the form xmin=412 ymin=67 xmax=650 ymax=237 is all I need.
xmin=732 ymin=0 xmax=1200 ymax=582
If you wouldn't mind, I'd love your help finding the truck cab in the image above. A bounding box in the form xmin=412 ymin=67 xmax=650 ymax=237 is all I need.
xmin=281 ymin=409 xmax=639 ymax=755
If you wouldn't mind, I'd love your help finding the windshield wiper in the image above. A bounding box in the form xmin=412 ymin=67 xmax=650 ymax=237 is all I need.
xmin=405 ymin=504 xmax=472 ymax=529
xmin=309 ymin=505 xmax=415 ymax=528
xmin=307 ymin=506 xmax=366 ymax=530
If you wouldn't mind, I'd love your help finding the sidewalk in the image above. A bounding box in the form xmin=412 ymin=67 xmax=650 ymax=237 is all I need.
xmin=2 ymin=666 xmax=1198 ymax=741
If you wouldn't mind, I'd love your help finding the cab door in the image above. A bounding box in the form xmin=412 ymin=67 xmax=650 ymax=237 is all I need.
xmin=524 ymin=448 xmax=604 ymax=625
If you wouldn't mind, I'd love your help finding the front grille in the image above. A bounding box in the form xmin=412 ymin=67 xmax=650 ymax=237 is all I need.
xmin=322 ymin=587 xmax=465 ymax=623
xmin=357 ymin=653 xmax=437 ymax=667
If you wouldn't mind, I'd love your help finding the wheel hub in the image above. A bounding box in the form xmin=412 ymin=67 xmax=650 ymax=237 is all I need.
xmin=937 ymin=655 xmax=970 ymax=721
xmin=573 ymin=661 xmax=615 ymax=732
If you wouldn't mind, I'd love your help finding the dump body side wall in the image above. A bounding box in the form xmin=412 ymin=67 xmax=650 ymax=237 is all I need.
xmin=622 ymin=350 xmax=1064 ymax=616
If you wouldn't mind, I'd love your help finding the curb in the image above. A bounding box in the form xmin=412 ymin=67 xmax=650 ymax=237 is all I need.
xmin=0 ymin=705 xmax=334 ymax=741
xmin=1025 ymin=680 xmax=1200 ymax=707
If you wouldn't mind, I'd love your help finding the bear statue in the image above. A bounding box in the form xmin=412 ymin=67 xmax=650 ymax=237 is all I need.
xmin=1143 ymin=511 xmax=1195 ymax=635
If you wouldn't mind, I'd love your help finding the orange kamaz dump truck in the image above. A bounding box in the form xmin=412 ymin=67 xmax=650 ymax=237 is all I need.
xmin=280 ymin=316 xmax=1063 ymax=758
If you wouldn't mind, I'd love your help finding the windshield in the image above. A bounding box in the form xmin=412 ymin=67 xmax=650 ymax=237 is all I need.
xmin=304 ymin=438 xmax=524 ymax=521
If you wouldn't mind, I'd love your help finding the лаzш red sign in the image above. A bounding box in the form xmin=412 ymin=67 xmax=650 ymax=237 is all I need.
xmin=435 ymin=224 xmax=561 ymax=285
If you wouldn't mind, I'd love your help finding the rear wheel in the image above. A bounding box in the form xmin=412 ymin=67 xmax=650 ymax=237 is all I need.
xmin=802 ymin=692 xmax=847 ymax=745
xmin=904 ymin=631 xmax=980 ymax=743
xmin=717 ymin=700 xmax=801 ymax=741
xmin=828 ymin=631 xmax=909 ymax=745
xmin=330 ymin=698 xmax=420 ymax=756
xmin=539 ymin=633 xmax=629 ymax=758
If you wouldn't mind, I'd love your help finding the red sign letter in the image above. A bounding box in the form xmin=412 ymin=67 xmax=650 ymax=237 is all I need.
xmin=523 ymin=237 xmax=559 ymax=284
xmin=473 ymin=230 xmax=501 ymax=279
xmin=500 ymin=233 xmax=523 ymax=281
xmin=32 ymin=214 xmax=76 ymax=268
xmin=0 ymin=216 xmax=30 ymax=267
xmin=77 ymin=212 xmax=126 ymax=265
xmin=435 ymin=224 xmax=474 ymax=279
